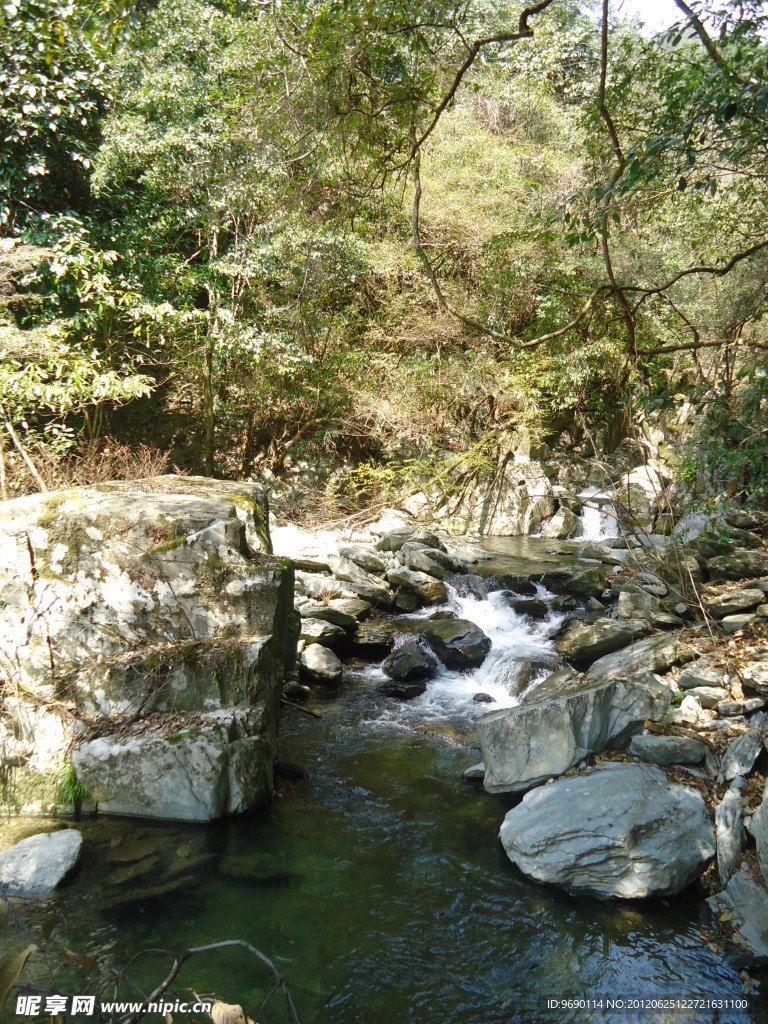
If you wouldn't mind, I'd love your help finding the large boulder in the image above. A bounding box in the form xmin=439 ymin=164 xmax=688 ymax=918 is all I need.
xmin=326 ymin=555 xmax=391 ymax=603
xmin=422 ymin=618 xmax=491 ymax=668
xmin=73 ymin=707 xmax=272 ymax=821
xmin=382 ymin=638 xmax=439 ymax=682
xmin=612 ymin=464 xmax=669 ymax=529
xmin=0 ymin=481 xmax=296 ymax=820
xmin=0 ymin=829 xmax=82 ymax=894
xmin=477 ymin=673 xmax=671 ymax=794
xmin=707 ymin=550 xmax=768 ymax=582
xmin=385 ymin=566 xmax=448 ymax=604
xmin=709 ymin=863 xmax=768 ymax=967
xmin=628 ymin=733 xmax=708 ymax=766
xmin=500 ymin=762 xmax=715 ymax=899
xmin=557 ymin=618 xmax=649 ymax=667
xmin=704 ymin=588 xmax=764 ymax=619
xmin=300 ymin=643 xmax=343 ymax=685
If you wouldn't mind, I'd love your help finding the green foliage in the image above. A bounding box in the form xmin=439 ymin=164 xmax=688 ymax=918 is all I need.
xmin=55 ymin=758 xmax=88 ymax=816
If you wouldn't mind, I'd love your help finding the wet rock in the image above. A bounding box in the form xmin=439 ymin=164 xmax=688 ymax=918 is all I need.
xmin=463 ymin=762 xmax=485 ymax=780
xmin=327 ymin=555 xmax=391 ymax=603
xmin=422 ymin=618 xmax=491 ymax=669
xmin=716 ymin=779 xmax=745 ymax=887
xmin=704 ymin=588 xmax=764 ymax=619
xmin=0 ymin=829 xmax=82 ymax=894
xmin=394 ymin=588 xmax=421 ymax=612
xmin=338 ymin=544 xmax=389 ymax=575
xmin=709 ymin=863 xmax=768 ymax=967
xmin=500 ymin=762 xmax=714 ymax=899
xmin=295 ymin=571 xmax=345 ymax=601
xmin=299 ymin=618 xmax=346 ymax=647
xmin=377 ymin=527 xmax=444 ymax=552
xmin=382 ymin=638 xmax=439 ymax=682
xmin=687 ymin=685 xmax=730 ymax=709
xmin=541 ymin=565 xmax=609 ymax=599
xmin=585 ymin=632 xmax=696 ymax=684
xmin=477 ymin=673 xmax=671 ymax=794
xmin=349 ymin=621 xmax=396 ymax=660
xmin=300 ymin=644 xmax=343 ymax=686
xmin=283 ymin=680 xmax=310 ymax=701
xmin=628 ymin=733 xmax=708 ymax=766
xmin=472 ymin=692 xmax=495 ymax=704
xmin=721 ymin=715 xmax=766 ymax=781
xmin=503 ymin=595 xmax=549 ymax=619
xmin=557 ymin=618 xmax=650 ymax=667
xmin=707 ymin=550 xmax=768 ymax=582
xmin=377 ymin=679 xmax=428 ymax=700
xmin=398 ymin=542 xmax=462 ymax=578
xmin=386 ymin=566 xmax=448 ymax=604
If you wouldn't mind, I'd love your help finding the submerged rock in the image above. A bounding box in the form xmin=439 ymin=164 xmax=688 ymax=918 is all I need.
xmin=477 ymin=673 xmax=671 ymax=794
xmin=500 ymin=762 xmax=714 ymax=899
xmin=422 ymin=618 xmax=491 ymax=669
xmin=0 ymin=829 xmax=83 ymax=894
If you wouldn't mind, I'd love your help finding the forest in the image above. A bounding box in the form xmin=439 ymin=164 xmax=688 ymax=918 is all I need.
xmin=1 ymin=0 xmax=766 ymax=518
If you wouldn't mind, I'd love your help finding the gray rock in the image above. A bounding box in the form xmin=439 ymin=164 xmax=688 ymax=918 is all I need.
xmin=716 ymin=780 xmax=745 ymax=887
xmin=752 ymin=789 xmax=768 ymax=887
xmin=328 ymin=597 xmax=371 ymax=620
xmin=584 ymin=632 xmax=695 ymax=684
xmin=503 ymin=595 xmax=550 ymax=619
xmin=721 ymin=613 xmax=757 ymax=634
xmin=300 ymin=644 xmax=343 ymax=685
xmin=463 ymin=762 xmax=485 ymax=780
xmin=704 ymin=588 xmax=764 ymax=619
xmin=394 ymin=588 xmax=421 ymax=612
xmin=422 ymin=618 xmax=491 ymax=669
xmin=473 ymin=692 xmax=495 ymax=703
xmin=686 ymin=685 xmax=730 ymax=709
xmin=477 ymin=673 xmax=671 ymax=794
xmin=376 ymin=679 xmax=427 ymax=700
xmin=74 ymin=708 xmax=272 ymax=821
xmin=709 ymin=864 xmax=768 ymax=967
xmin=327 ymin=555 xmax=391 ymax=602
xmin=541 ymin=565 xmax=609 ymax=599
xmin=382 ymin=638 xmax=439 ymax=682
xmin=398 ymin=542 xmax=462 ymax=578
xmin=0 ymin=829 xmax=82 ymax=894
xmin=500 ymin=762 xmax=714 ymax=899
xmin=338 ymin=544 xmax=389 ymax=575
xmin=678 ymin=660 xmax=725 ymax=690
xmin=385 ymin=566 xmax=448 ymax=604
xmin=349 ymin=621 xmax=396 ymax=660
xmin=557 ymin=618 xmax=649 ymax=667
xmin=539 ymin=507 xmax=580 ymax=539
xmin=629 ymin=733 xmax=708 ymax=766
xmin=721 ymin=714 xmax=766 ymax=781
xmin=299 ymin=618 xmax=346 ymax=647
xmin=717 ymin=697 xmax=765 ymax=718
xmin=742 ymin=656 xmax=768 ymax=696
xmin=299 ymin=603 xmax=357 ymax=629
xmin=618 ymin=590 xmax=657 ymax=620
xmin=377 ymin=527 xmax=444 ymax=552
xmin=295 ymin=570 xmax=345 ymax=601
xmin=707 ymin=549 xmax=768 ymax=582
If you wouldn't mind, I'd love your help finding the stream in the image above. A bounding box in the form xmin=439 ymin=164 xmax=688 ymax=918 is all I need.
xmin=6 ymin=521 xmax=763 ymax=1024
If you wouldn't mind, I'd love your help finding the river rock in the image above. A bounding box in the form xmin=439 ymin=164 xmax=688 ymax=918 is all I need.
xmin=327 ymin=555 xmax=391 ymax=603
xmin=0 ymin=481 xmax=296 ymax=819
xmin=300 ymin=644 xmax=343 ymax=685
xmin=377 ymin=679 xmax=428 ymax=700
xmin=721 ymin=613 xmax=757 ymax=634
xmin=422 ymin=618 xmax=491 ymax=669
xmin=557 ymin=618 xmax=649 ymax=667
xmin=539 ymin=507 xmax=580 ymax=540
xmin=617 ymin=590 xmax=657 ymax=620
xmin=500 ymin=762 xmax=714 ymax=899
xmin=678 ymin=660 xmax=725 ymax=690
xmin=742 ymin=655 xmax=768 ymax=696
xmin=385 ymin=566 xmax=448 ymax=604
xmin=349 ymin=621 xmax=396 ymax=660
xmin=541 ymin=565 xmax=609 ymax=599
xmin=503 ymin=595 xmax=549 ymax=619
xmin=628 ymin=733 xmax=708 ymax=766
xmin=704 ymin=588 xmax=764 ymax=619
xmin=752 ymin=788 xmax=768 ymax=886
xmin=382 ymin=638 xmax=439 ymax=682
xmin=477 ymin=673 xmax=671 ymax=794
xmin=431 ymin=459 xmax=555 ymax=536
xmin=585 ymin=632 xmax=696 ymax=684
xmin=716 ymin=779 xmax=745 ymax=887
xmin=299 ymin=602 xmax=357 ymax=629
xmin=338 ymin=544 xmax=389 ymax=575
xmin=0 ymin=829 xmax=83 ymax=894
xmin=613 ymin=465 xmax=669 ymax=529
xmin=377 ymin=527 xmax=444 ymax=552
xmin=717 ymin=697 xmax=765 ymax=718
xmin=299 ymin=618 xmax=346 ymax=647
xmin=74 ymin=707 xmax=274 ymax=821
xmin=709 ymin=864 xmax=768 ymax=967
xmin=707 ymin=550 xmax=768 ymax=582
xmin=721 ymin=714 xmax=766 ymax=781
xmin=686 ymin=685 xmax=730 ymax=709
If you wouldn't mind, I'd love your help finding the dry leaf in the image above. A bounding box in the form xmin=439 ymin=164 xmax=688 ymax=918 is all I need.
xmin=41 ymin=913 xmax=58 ymax=940
xmin=63 ymin=949 xmax=99 ymax=972
xmin=0 ymin=945 xmax=36 ymax=1005
xmin=211 ymin=1001 xmax=247 ymax=1024
xmin=165 ymin=1014 xmax=173 ymax=1024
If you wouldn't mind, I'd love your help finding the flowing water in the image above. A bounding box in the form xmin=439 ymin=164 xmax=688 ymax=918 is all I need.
xmin=4 ymin=533 xmax=764 ymax=1024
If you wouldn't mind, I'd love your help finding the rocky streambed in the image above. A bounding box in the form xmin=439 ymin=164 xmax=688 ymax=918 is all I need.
xmin=2 ymin=469 xmax=768 ymax=1017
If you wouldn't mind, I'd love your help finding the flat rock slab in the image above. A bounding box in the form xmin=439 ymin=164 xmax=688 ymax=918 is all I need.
xmin=557 ymin=617 xmax=649 ymax=667
xmin=629 ymin=733 xmax=708 ymax=766
xmin=477 ymin=672 xmax=671 ymax=794
xmin=704 ymin=588 xmax=764 ymax=618
xmin=721 ymin=714 xmax=766 ymax=781
xmin=500 ymin=762 xmax=714 ymax=900
xmin=585 ymin=632 xmax=696 ymax=684
xmin=0 ymin=829 xmax=82 ymax=894
xmin=422 ymin=618 xmax=491 ymax=669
